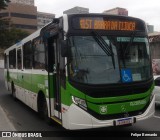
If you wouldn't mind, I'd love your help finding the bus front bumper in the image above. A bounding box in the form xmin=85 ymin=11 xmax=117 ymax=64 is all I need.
xmin=62 ymin=95 xmax=155 ymax=130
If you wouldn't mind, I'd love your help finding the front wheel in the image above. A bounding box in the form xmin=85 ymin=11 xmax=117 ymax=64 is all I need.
xmin=155 ymin=103 xmax=159 ymax=109
xmin=39 ymin=97 xmax=52 ymax=125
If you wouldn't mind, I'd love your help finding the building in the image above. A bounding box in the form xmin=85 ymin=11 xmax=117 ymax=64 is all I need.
xmin=103 ymin=7 xmax=128 ymax=16
xmin=37 ymin=12 xmax=55 ymax=29
xmin=63 ymin=6 xmax=89 ymax=14
xmin=149 ymin=32 xmax=160 ymax=45
xmin=0 ymin=0 xmax=37 ymax=33
xmin=147 ymin=24 xmax=154 ymax=33
xmin=149 ymin=32 xmax=160 ymax=75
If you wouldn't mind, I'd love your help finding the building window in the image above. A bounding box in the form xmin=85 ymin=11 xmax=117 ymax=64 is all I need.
xmin=10 ymin=12 xmax=37 ymax=19
xmin=0 ymin=12 xmax=9 ymax=17
xmin=13 ymin=24 xmax=37 ymax=30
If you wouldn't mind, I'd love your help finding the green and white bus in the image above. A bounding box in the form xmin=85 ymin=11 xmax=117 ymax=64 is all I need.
xmin=4 ymin=14 xmax=155 ymax=130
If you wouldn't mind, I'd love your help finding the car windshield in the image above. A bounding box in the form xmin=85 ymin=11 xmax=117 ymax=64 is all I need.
xmin=68 ymin=36 xmax=151 ymax=85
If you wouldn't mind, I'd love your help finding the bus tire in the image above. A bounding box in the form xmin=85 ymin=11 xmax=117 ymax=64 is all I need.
xmin=38 ymin=94 xmax=52 ymax=125
xmin=43 ymin=98 xmax=52 ymax=125
xmin=11 ymin=83 xmax=17 ymax=101
xmin=155 ymin=103 xmax=158 ymax=109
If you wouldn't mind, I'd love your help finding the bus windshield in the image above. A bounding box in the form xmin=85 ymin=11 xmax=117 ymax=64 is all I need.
xmin=68 ymin=35 xmax=151 ymax=85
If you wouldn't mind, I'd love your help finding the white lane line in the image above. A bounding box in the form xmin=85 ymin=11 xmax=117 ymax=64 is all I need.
xmin=154 ymin=115 xmax=160 ymax=119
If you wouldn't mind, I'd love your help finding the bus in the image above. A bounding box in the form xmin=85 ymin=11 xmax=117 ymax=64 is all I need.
xmin=4 ymin=14 xmax=155 ymax=130
xmin=149 ymin=33 xmax=160 ymax=104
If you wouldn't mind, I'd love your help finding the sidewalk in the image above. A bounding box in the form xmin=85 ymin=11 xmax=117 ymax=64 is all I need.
xmin=0 ymin=105 xmax=16 ymax=131
xmin=0 ymin=105 xmax=22 ymax=140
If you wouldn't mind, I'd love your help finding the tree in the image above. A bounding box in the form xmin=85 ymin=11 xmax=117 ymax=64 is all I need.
xmin=0 ymin=0 xmax=10 ymax=29
xmin=0 ymin=0 xmax=29 ymax=49
xmin=0 ymin=0 xmax=10 ymax=10
xmin=0 ymin=28 xmax=29 ymax=49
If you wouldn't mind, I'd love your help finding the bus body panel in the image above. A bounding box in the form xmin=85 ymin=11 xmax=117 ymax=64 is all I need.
xmin=62 ymin=95 xmax=155 ymax=130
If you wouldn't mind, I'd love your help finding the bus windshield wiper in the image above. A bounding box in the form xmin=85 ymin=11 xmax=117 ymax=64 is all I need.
xmin=124 ymin=31 xmax=136 ymax=56
xmin=118 ymin=32 xmax=136 ymax=68
xmin=119 ymin=39 xmax=126 ymax=68
xmin=92 ymin=31 xmax=115 ymax=69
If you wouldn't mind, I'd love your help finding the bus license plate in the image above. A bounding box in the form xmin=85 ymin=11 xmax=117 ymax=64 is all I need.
xmin=116 ymin=118 xmax=133 ymax=126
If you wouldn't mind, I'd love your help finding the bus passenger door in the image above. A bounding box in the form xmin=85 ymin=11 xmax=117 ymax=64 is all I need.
xmin=47 ymin=36 xmax=61 ymax=121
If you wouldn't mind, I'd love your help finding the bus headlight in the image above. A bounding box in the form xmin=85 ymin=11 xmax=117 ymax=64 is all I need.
xmin=72 ymin=96 xmax=87 ymax=110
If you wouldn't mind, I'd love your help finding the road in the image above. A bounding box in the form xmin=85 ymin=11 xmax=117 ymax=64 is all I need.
xmin=0 ymin=68 xmax=160 ymax=140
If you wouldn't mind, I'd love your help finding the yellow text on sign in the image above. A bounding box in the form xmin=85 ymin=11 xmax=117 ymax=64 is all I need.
xmin=80 ymin=19 xmax=136 ymax=31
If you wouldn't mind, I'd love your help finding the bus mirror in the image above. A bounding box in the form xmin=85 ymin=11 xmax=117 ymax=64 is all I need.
xmin=61 ymin=40 xmax=68 ymax=57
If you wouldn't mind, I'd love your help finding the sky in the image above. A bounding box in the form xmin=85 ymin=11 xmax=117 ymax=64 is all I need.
xmin=35 ymin=0 xmax=160 ymax=31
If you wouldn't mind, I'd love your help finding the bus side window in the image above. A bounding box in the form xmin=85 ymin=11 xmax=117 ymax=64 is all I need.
xmin=23 ymin=41 xmax=32 ymax=69
xmin=33 ymin=37 xmax=45 ymax=70
xmin=4 ymin=54 xmax=7 ymax=69
xmin=17 ymin=49 xmax=22 ymax=69
xmin=9 ymin=49 xmax=16 ymax=69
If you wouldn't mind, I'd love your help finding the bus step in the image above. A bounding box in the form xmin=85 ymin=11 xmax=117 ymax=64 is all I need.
xmin=51 ymin=116 xmax=62 ymax=125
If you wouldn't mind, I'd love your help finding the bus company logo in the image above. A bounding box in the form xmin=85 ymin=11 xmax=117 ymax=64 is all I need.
xmin=2 ymin=132 xmax=11 ymax=137
xmin=121 ymin=105 xmax=126 ymax=112
xmin=99 ymin=106 xmax=107 ymax=114
xmin=130 ymin=100 xmax=146 ymax=106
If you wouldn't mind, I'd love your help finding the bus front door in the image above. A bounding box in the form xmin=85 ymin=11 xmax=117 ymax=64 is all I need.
xmin=48 ymin=36 xmax=62 ymax=122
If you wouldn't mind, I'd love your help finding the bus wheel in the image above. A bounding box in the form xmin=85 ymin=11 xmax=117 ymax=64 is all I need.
xmin=39 ymin=96 xmax=52 ymax=125
xmin=11 ymin=83 xmax=17 ymax=101
xmin=155 ymin=103 xmax=159 ymax=109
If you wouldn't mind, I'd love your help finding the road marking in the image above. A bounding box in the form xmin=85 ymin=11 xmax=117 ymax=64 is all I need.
xmin=153 ymin=115 xmax=160 ymax=119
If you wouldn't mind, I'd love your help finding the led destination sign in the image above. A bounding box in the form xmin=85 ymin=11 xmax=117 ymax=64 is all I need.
xmin=80 ymin=19 xmax=136 ymax=31
xmin=72 ymin=17 xmax=144 ymax=31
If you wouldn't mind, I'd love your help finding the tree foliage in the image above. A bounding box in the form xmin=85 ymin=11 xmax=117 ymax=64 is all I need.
xmin=0 ymin=0 xmax=29 ymax=49
xmin=0 ymin=0 xmax=10 ymax=29
xmin=0 ymin=28 xmax=29 ymax=49
xmin=0 ymin=0 xmax=10 ymax=10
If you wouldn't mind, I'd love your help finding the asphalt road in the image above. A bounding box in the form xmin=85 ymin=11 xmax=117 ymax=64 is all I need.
xmin=0 ymin=68 xmax=160 ymax=140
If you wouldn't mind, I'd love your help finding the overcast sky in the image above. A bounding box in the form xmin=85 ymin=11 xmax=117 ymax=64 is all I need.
xmin=35 ymin=0 xmax=160 ymax=31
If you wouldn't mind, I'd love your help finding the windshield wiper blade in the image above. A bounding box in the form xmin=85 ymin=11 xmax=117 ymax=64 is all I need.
xmin=119 ymin=39 xmax=126 ymax=68
xmin=124 ymin=31 xmax=136 ymax=56
xmin=119 ymin=32 xmax=136 ymax=68
xmin=92 ymin=31 xmax=115 ymax=69
xmin=109 ymin=41 xmax=115 ymax=69
xmin=92 ymin=31 xmax=112 ymax=56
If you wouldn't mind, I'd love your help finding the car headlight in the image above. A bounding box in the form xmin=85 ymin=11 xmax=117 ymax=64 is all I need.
xmin=72 ymin=96 xmax=87 ymax=110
